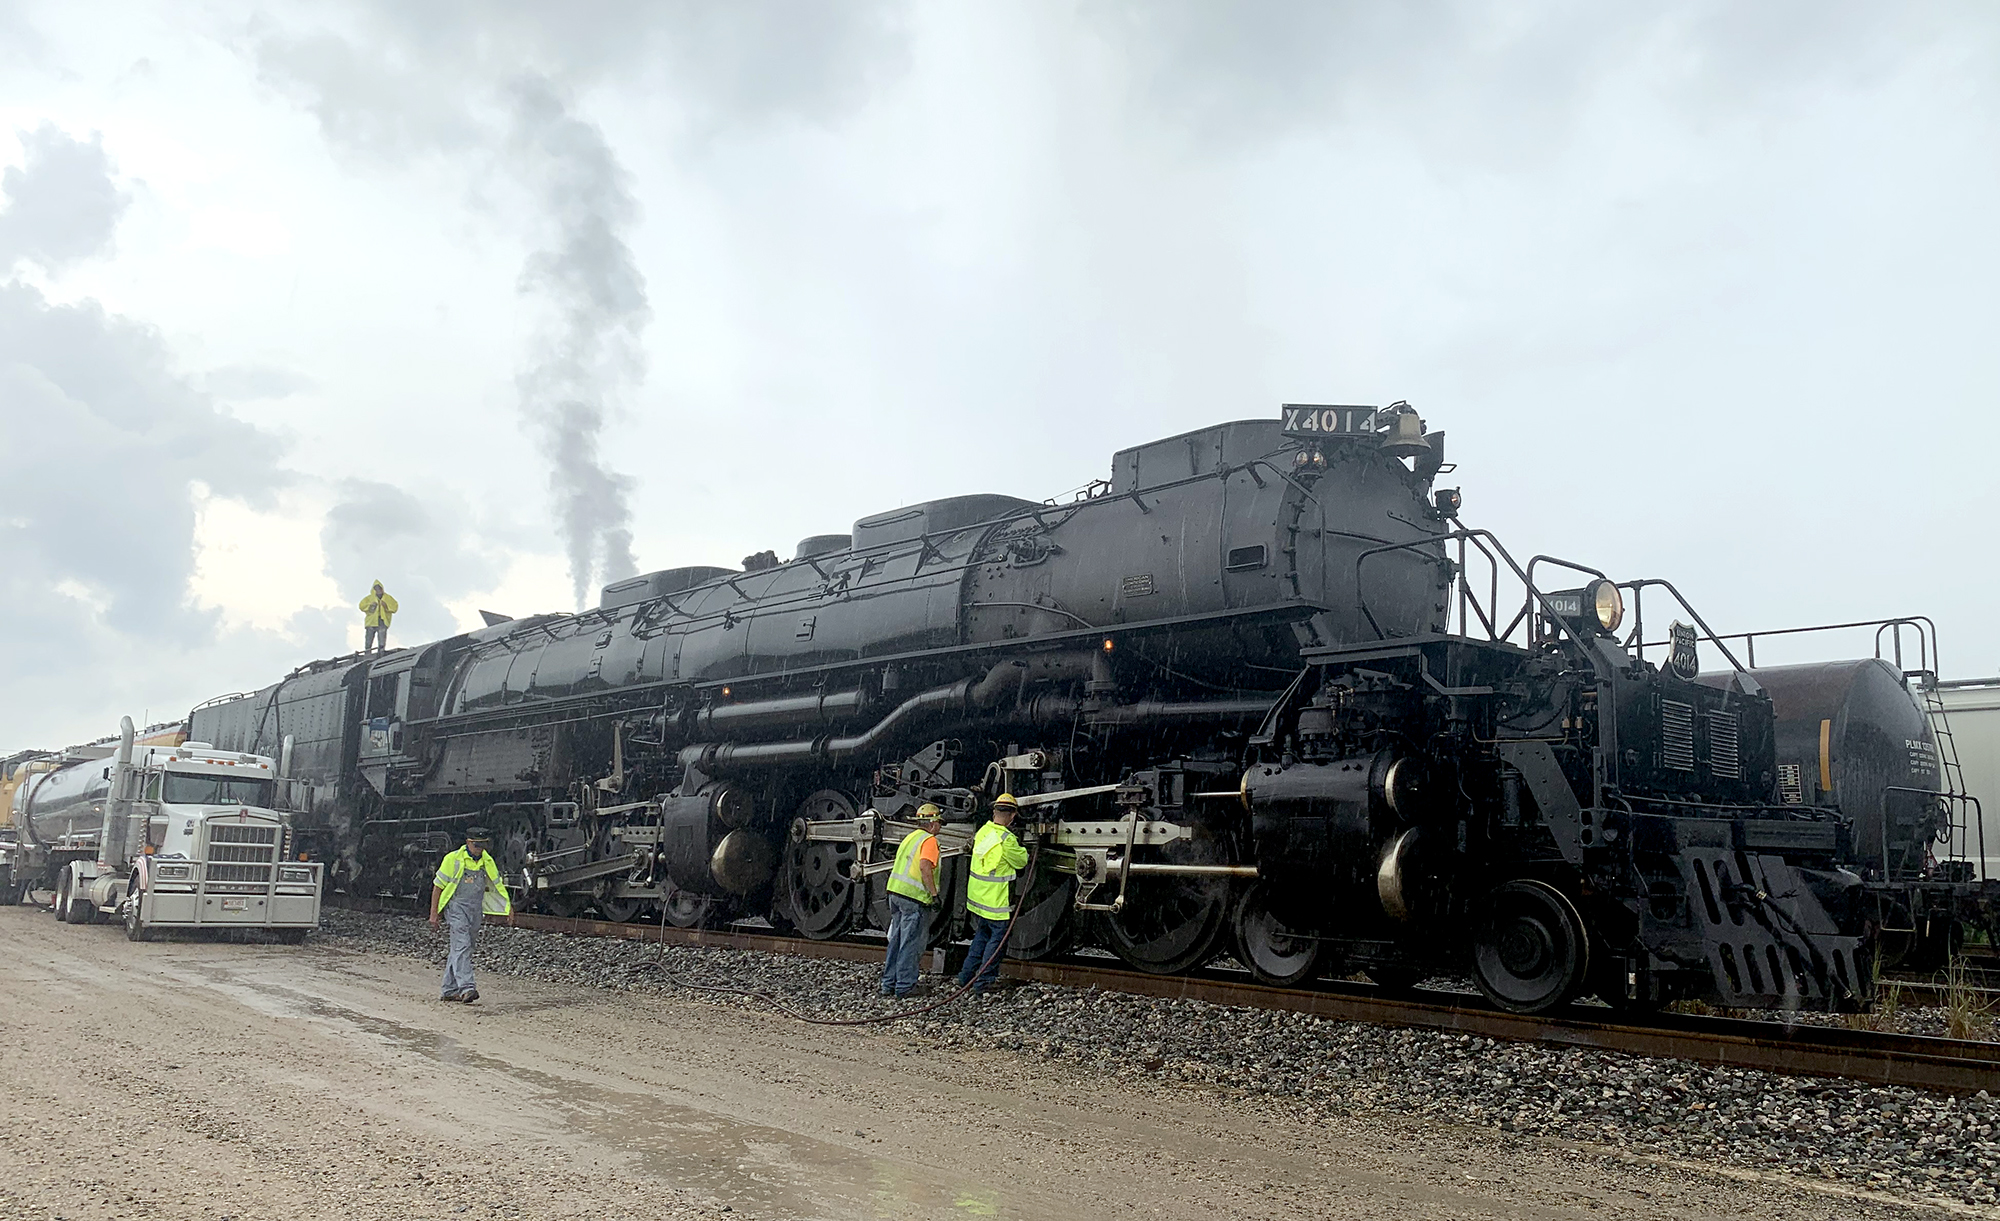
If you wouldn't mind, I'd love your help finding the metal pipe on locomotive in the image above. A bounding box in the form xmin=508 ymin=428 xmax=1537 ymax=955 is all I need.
xmin=186 ymin=405 xmax=1960 ymax=1012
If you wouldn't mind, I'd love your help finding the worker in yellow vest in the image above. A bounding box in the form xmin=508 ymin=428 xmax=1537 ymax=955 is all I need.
xmin=429 ymin=826 xmax=511 ymax=1002
xmin=359 ymin=580 xmax=399 ymax=654
xmin=878 ymin=802 xmax=945 ymax=998
xmin=955 ymin=793 xmax=1029 ymax=996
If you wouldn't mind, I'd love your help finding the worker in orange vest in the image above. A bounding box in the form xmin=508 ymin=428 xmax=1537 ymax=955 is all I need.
xmin=879 ymin=803 xmax=944 ymax=998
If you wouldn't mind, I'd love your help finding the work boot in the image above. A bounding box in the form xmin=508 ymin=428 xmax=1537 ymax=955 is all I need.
xmin=462 ymin=989 xmax=479 ymax=1003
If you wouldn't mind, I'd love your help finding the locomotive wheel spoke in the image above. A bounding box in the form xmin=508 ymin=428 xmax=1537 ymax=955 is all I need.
xmin=1471 ymin=879 xmax=1589 ymax=1013
xmin=1099 ymin=842 xmax=1230 ymax=974
xmin=781 ymin=789 xmax=859 ymax=941
xmin=1230 ymin=882 xmax=1321 ymax=987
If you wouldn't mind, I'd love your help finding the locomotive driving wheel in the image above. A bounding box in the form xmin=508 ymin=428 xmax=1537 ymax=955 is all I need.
xmin=1471 ymin=879 xmax=1589 ymax=1013
xmin=1001 ymin=870 xmax=1075 ymax=960
xmin=1230 ymin=882 xmax=1321 ymax=987
xmin=781 ymin=789 xmax=860 ymax=940
xmin=1098 ymin=841 xmax=1231 ymax=974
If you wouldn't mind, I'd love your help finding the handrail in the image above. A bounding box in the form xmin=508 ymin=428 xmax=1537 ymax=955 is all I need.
xmin=1630 ymin=615 xmax=1941 ymax=675
xmin=1353 ymin=529 xmax=1610 ymax=678
xmin=1617 ymin=578 xmax=1758 ymax=686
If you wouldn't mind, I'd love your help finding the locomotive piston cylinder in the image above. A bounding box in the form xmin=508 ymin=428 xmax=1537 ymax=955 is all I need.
xmin=1242 ymin=750 xmax=1418 ymax=865
xmin=660 ymin=782 xmax=766 ymax=896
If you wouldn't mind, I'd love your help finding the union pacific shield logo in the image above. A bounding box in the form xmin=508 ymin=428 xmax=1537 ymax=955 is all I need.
xmin=1667 ymin=621 xmax=1699 ymax=679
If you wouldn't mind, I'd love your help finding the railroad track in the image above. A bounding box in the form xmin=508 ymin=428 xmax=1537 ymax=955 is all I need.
xmin=495 ymin=911 xmax=2000 ymax=1096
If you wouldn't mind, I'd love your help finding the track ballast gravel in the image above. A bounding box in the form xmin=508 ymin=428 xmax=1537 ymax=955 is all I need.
xmin=315 ymin=909 xmax=2000 ymax=1210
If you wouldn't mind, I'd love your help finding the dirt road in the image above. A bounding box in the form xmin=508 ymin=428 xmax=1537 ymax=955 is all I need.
xmin=0 ymin=907 xmax=1969 ymax=1221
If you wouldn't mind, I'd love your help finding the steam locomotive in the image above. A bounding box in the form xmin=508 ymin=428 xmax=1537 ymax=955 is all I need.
xmin=187 ymin=405 xmax=1970 ymax=1012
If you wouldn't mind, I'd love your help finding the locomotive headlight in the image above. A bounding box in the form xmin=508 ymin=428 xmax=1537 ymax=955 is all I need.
xmin=1588 ymin=579 xmax=1625 ymax=633
xmin=1543 ymin=579 xmax=1625 ymax=637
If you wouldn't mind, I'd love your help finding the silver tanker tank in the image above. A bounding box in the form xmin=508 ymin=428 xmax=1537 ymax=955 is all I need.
xmin=10 ymin=752 xmax=117 ymax=850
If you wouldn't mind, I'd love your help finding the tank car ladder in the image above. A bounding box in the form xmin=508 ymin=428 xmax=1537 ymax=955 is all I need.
xmin=1916 ymin=673 xmax=1986 ymax=880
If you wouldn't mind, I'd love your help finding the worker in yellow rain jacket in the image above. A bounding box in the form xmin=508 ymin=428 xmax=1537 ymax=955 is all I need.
xmin=955 ymin=793 xmax=1028 ymax=996
xmin=879 ymin=803 xmax=945 ymax=999
xmin=359 ymin=580 xmax=399 ymax=654
xmin=429 ymin=827 xmax=511 ymax=1003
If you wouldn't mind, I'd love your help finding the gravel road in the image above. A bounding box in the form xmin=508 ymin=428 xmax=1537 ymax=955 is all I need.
xmin=0 ymin=905 xmax=1989 ymax=1221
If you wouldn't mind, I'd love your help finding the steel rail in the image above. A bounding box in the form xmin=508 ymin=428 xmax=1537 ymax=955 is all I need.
xmin=495 ymin=911 xmax=2000 ymax=1096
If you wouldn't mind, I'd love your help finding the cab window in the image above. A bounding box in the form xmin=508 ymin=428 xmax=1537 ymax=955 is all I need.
xmin=161 ymin=773 xmax=274 ymax=807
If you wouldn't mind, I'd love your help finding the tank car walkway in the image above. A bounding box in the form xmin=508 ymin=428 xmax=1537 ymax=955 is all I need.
xmin=0 ymin=907 xmax=1969 ymax=1221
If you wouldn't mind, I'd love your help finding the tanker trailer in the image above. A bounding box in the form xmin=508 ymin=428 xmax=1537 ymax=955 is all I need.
xmin=3 ymin=719 xmax=323 ymax=940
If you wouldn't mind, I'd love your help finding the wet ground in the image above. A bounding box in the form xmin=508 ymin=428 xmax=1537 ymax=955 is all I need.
xmin=0 ymin=907 xmax=1980 ymax=1220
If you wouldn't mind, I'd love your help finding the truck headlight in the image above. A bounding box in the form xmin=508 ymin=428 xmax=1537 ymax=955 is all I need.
xmin=279 ymin=866 xmax=314 ymax=883
xmin=155 ymin=864 xmax=191 ymax=880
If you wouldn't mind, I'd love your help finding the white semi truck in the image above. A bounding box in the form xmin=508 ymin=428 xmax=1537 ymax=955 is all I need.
xmin=0 ymin=718 xmax=322 ymax=941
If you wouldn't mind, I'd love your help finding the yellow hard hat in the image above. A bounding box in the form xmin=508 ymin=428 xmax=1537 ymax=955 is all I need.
xmin=916 ymin=802 xmax=943 ymax=821
xmin=992 ymin=793 xmax=1018 ymax=810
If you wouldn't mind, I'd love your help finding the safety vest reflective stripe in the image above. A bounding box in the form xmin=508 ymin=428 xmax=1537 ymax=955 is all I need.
xmin=886 ymin=830 xmax=936 ymax=903
xmin=435 ymin=848 xmax=512 ymax=916
xmin=963 ymin=822 xmax=1025 ymax=920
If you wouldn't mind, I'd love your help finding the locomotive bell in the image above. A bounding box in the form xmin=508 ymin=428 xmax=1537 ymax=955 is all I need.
xmin=1379 ymin=404 xmax=1431 ymax=459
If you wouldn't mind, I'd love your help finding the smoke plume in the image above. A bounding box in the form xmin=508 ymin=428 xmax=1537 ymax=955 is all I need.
xmin=508 ymin=76 xmax=647 ymax=608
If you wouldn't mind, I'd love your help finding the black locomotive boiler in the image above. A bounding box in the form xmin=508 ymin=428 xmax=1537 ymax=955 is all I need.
xmin=188 ymin=405 xmax=1876 ymax=1013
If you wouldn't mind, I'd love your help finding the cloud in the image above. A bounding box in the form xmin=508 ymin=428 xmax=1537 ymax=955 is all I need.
xmin=204 ymin=363 xmax=317 ymax=400
xmin=1084 ymin=1 xmax=1996 ymax=155
xmin=0 ymin=1 xmax=44 ymax=70
xmin=318 ymin=477 xmax=504 ymax=642
xmin=0 ymin=124 xmax=300 ymax=746
xmin=252 ymin=1 xmax=909 ymax=606
xmin=0 ymin=282 xmax=284 ymax=641
xmin=0 ymin=123 xmax=130 ymax=273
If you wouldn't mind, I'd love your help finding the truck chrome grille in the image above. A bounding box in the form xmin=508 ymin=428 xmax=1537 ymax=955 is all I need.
xmin=209 ymin=824 xmax=278 ymax=845
xmin=205 ymin=819 xmax=278 ymax=885
xmin=210 ymin=843 xmax=272 ymax=863
xmin=1661 ymin=700 xmax=1696 ymax=771
xmin=206 ymin=863 xmax=273 ymax=883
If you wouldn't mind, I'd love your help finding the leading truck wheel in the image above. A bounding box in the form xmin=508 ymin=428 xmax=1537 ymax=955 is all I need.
xmin=1231 ymin=883 xmax=1321 ymax=988
xmin=1471 ymin=879 xmax=1589 ymax=1014
xmin=124 ymin=881 xmax=152 ymax=942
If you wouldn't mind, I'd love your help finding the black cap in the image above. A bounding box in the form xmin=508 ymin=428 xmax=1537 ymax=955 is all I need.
xmin=466 ymin=825 xmax=492 ymax=841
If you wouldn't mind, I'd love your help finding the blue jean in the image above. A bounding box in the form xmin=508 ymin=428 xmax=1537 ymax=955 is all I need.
xmin=441 ymin=904 xmax=480 ymax=997
xmin=956 ymin=914 xmax=1009 ymax=992
xmin=879 ymin=893 xmax=932 ymax=995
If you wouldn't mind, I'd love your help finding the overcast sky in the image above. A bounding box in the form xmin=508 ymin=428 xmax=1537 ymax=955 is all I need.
xmin=2 ymin=1 xmax=1997 ymax=751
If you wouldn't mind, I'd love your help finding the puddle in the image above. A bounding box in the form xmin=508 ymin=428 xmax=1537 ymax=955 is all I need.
xmin=195 ymin=965 xmax=1013 ymax=1220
